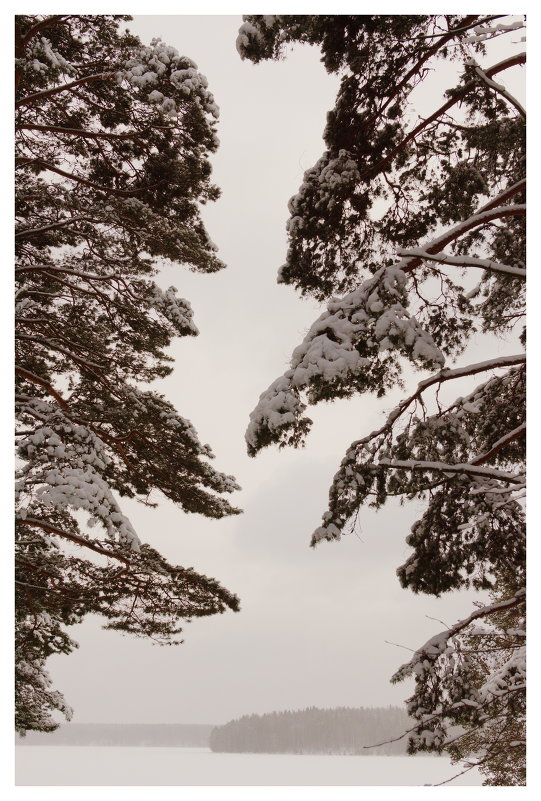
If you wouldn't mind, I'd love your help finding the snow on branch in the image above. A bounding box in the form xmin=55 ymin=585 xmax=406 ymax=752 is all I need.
xmin=396 ymin=249 xmax=525 ymax=278
xmin=392 ymin=589 xmax=526 ymax=683
xmin=471 ymin=422 xmax=526 ymax=465
xmin=462 ymin=18 xmax=524 ymax=44
xmin=246 ymin=264 xmax=447 ymax=455
xmin=16 ymin=72 xmax=115 ymax=108
xmin=19 ymin=15 xmax=71 ymax=51
xmin=15 ymin=264 xmax=123 ymax=280
xmin=398 ymin=203 xmax=525 ymax=276
xmin=16 ymin=409 xmax=142 ymax=550
xmin=18 ymin=517 xmax=133 ymax=570
xmin=18 ymin=123 xmax=161 ymax=140
xmin=467 ymin=59 xmax=526 ymax=118
xmin=302 ymin=356 xmax=525 ymax=548
xmin=356 ymin=54 xmax=526 ymax=187
xmin=15 ymin=217 xmax=100 ymax=239
xmin=247 ymin=188 xmax=525 ymax=457
xmin=476 ymin=178 xmax=526 ymax=215
xmin=348 ymin=353 xmax=525 ymax=453
xmin=377 ymin=458 xmax=524 ymax=485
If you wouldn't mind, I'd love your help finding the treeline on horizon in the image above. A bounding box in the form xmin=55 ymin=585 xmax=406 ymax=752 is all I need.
xmin=16 ymin=723 xmax=213 ymax=747
xmin=210 ymin=706 xmax=416 ymax=755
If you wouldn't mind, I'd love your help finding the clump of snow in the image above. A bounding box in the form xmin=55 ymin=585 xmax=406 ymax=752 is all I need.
xmin=246 ymin=264 xmax=444 ymax=455
xmin=120 ymin=38 xmax=219 ymax=120
xmin=151 ymin=286 xmax=199 ymax=336
xmin=16 ymin=403 xmax=140 ymax=550
xmin=236 ymin=20 xmax=266 ymax=58
xmin=286 ymin=150 xmax=361 ymax=236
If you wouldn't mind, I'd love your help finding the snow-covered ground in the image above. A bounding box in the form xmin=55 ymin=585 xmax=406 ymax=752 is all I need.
xmin=16 ymin=746 xmax=482 ymax=786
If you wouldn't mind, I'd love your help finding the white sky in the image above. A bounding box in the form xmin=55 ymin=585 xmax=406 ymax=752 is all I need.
xmin=18 ymin=13 xmax=527 ymax=728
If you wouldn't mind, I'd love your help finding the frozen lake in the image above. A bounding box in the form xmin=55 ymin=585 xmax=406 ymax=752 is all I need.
xmin=16 ymin=746 xmax=482 ymax=786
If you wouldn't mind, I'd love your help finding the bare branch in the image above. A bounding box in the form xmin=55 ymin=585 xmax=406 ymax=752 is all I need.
xmin=15 ymin=367 xmax=69 ymax=410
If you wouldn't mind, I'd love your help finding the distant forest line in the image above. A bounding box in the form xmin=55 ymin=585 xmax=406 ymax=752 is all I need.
xmin=210 ymin=706 xmax=416 ymax=756
xmin=16 ymin=707 xmax=419 ymax=754
xmin=16 ymin=723 xmax=213 ymax=747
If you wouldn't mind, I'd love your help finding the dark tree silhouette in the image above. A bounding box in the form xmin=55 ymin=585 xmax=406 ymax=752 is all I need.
xmin=15 ymin=14 xmax=241 ymax=734
xmin=239 ymin=15 xmax=525 ymax=785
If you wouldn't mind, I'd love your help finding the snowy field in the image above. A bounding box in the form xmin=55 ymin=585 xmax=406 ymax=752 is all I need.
xmin=16 ymin=746 xmax=482 ymax=786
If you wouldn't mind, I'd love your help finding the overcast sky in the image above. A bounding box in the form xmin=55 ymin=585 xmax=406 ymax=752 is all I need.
xmin=42 ymin=14 xmax=525 ymax=727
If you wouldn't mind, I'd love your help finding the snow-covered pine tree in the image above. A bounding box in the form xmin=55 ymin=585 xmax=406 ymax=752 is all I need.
xmin=238 ymin=15 xmax=525 ymax=784
xmin=15 ymin=14 xmax=241 ymax=734
xmin=408 ymin=572 xmax=525 ymax=786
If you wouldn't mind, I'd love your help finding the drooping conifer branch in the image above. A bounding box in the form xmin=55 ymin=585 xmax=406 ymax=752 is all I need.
xmin=238 ymin=14 xmax=526 ymax=784
xmin=15 ymin=14 xmax=240 ymax=735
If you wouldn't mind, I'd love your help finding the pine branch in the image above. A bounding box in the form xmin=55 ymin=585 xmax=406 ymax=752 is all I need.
xmin=15 ymin=216 xmax=98 ymax=239
xmin=360 ymin=53 xmax=526 ymax=185
xmin=471 ymin=423 xmax=526 ymax=465
xmin=396 ymin=248 xmax=525 ymax=278
xmin=400 ymin=203 xmax=525 ymax=276
xmin=18 ymin=517 xmax=132 ymax=569
xmin=16 ymin=72 xmax=115 ymax=108
xmin=392 ymin=590 xmax=526 ymax=681
xmin=349 ymin=354 xmax=525 ymax=452
xmin=15 ymin=157 xmax=161 ymax=196
xmin=18 ymin=123 xmax=153 ymax=140
xmin=377 ymin=458 xmax=524 ymax=484
xmin=468 ymin=60 xmax=526 ymax=118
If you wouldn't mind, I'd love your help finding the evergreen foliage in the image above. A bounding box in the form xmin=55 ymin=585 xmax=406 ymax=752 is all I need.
xmin=210 ymin=706 xmax=413 ymax=756
xmin=239 ymin=14 xmax=525 ymax=785
xmin=436 ymin=573 xmax=526 ymax=786
xmin=15 ymin=14 xmax=241 ymax=735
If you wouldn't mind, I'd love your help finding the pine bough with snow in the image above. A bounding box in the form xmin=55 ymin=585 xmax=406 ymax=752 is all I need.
xmin=238 ymin=15 xmax=525 ymax=786
xmin=15 ymin=15 xmax=241 ymax=734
